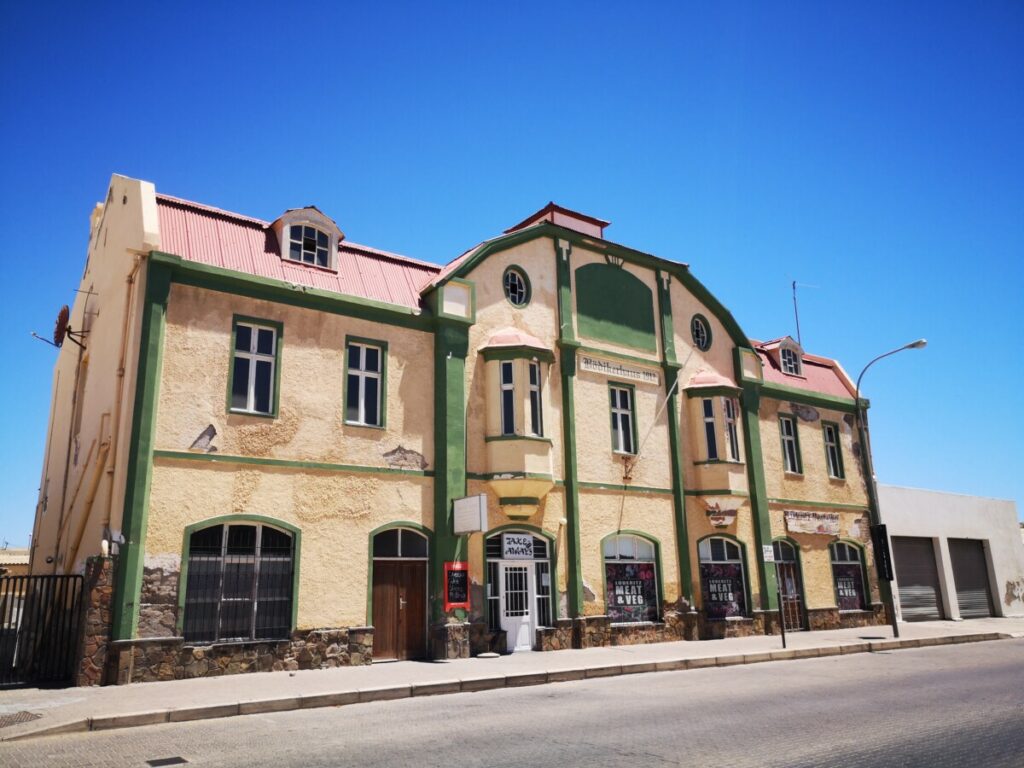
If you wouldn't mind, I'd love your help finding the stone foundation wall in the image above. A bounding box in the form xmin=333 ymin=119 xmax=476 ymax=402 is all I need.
xmin=470 ymin=622 xmax=507 ymax=655
xmin=807 ymin=604 xmax=886 ymax=631
xmin=137 ymin=563 xmax=179 ymax=638
xmin=534 ymin=609 xmax=699 ymax=651
xmin=536 ymin=620 xmax=573 ymax=651
xmin=699 ymin=613 xmax=767 ymax=639
xmin=75 ymin=556 xmax=115 ymax=686
xmin=112 ymin=626 xmax=373 ymax=684
xmin=431 ymin=622 xmax=470 ymax=660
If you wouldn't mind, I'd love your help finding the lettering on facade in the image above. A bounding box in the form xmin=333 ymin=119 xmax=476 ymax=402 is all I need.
xmin=502 ymin=533 xmax=534 ymax=560
xmin=579 ymin=355 xmax=660 ymax=386
xmin=784 ymin=510 xmax=840 ymax=536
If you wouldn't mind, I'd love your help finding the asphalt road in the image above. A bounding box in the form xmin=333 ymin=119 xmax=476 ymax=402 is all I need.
xmin=3 ymin=639 xmax=1023 ymax=768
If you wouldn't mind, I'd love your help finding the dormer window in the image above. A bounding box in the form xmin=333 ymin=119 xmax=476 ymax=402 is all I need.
xmin=289 ymin=224 xmax=329 ymax=268
xmin=780 ymin=347 xmax=802 ymax=376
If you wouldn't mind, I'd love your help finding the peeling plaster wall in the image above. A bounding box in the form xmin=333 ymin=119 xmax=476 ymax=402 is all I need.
xmin=157 ymin=283 xmax=434 ymax=467
xmin=144 ymin=461 xmax=433 ymax=629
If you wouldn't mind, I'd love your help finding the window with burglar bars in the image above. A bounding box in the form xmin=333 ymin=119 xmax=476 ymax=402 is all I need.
xmin=230 ymin=320 xmax=279 ymax=416
xmin=183 ymin=522 xmax=294 ymax=644
xmin=485 ymin=533 xmax=551 ymax=632
xmin=346 ymin=341 xmax=384 ymax=427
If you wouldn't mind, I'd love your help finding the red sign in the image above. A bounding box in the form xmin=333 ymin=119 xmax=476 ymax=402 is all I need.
xmin=444 ymin=561 xmax=470 ymax=612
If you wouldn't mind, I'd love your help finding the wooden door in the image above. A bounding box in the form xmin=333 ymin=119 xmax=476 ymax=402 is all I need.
xmin=372 ymin=561 xmax=427 ymax=660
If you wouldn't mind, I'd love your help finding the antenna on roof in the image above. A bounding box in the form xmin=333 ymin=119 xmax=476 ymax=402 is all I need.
xmin=791 ymin=281 xmax=818 ymax=347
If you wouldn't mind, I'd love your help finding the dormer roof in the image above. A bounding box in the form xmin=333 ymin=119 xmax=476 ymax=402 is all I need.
xmin=504 ymin=202 xmax=610 ymax=238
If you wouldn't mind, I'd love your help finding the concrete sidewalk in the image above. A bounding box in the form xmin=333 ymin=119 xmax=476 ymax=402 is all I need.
xmin=2 ymin=617 xmax=1021 ymax=743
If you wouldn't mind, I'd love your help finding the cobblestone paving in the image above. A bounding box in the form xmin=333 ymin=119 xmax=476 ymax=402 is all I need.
xmin=2 ymin=640 xmax=1022 ymax=768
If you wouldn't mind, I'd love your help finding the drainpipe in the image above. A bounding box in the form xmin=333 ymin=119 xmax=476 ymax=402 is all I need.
xmin=65 ymin=440 xmax=111 ymax=573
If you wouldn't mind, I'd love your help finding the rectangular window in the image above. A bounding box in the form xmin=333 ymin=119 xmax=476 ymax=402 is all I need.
xmin=610 ymin=385 xmax=636 ymax=454
xmin=230 ymin=320 xmax=278 ymax=415
xmin=724 ymin=398 xmax=740 ymax=462
xmin=500 ymin=361 xmax=515 ymax=436
xmin=823 ymin=422 xmax=845 ymax=479
xmin=528 ymin=362 xmax=543 ymax=437
xmin=779 ymin=415 xmax=802 ymax=474
xmin=346 ymin=340 xmax=384 ymax=427
xmin=781 ymin=348 xmax=802 ymax=375
xmin=702 ymin=398 xmax=718 ymax=460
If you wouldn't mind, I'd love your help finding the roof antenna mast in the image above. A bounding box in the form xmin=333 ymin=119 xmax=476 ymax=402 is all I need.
xmin=791 ymin=280 xmax=802 ymax=347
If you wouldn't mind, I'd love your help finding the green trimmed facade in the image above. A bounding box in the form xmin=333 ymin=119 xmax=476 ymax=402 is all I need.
xmin=33 ymin=184 xmax=887 ymax=685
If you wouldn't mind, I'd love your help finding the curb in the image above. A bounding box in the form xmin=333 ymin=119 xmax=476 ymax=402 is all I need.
xmin=2 ymin=631 xmax=1011 ymax=742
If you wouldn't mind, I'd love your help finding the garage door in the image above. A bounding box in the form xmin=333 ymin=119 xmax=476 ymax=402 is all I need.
xmin=892 ymin=537 xmax=943 ymax=621
xmin=949 ymin=539 xmax=994 ymax=619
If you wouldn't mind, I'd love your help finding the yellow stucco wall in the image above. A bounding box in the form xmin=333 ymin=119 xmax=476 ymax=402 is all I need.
xmin=147 ymin=459 xmax=433 ymax=628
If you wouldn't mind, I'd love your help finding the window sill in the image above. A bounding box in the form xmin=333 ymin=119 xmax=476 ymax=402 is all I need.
xmin=228 ymin=408 xmax=276 ymax=420
xmin=693 ymin=459 xmax=745 ymax=466
xmin=783 ymin=471 xmax=804 ymax=478
xmin=485 ymin=434 xmax=552 ymax=443
xmin=345 ymin=421 xmax=386 ymax=431
xmin=612 ymin=450 xmax=638 ymax=458
xmin=609 ymin=620 xmax=662 ymax=628
xmin=828 ymin=476 xmax=847 ymax=483
xmin=182 ymin=637 xmax=292 ymax=650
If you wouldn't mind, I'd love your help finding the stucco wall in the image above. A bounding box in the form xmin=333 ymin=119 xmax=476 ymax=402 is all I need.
xmin=879 ymin=485 xmax=1024 ymax=618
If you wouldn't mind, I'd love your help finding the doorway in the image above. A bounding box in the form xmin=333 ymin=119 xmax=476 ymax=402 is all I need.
xmin=773 ymin=540 xmax=806 ymax=631
xmin=485 ymin=531 xmax=552 ymax=653
xmin=499 ymin=562 xmax=535 ymax=652
xmin=371 ymin=528 xmax=428 ymax=660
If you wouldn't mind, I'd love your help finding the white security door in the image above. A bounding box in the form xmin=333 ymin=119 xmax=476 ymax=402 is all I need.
xmin=499 ymin=563 xmax=535 ymax=652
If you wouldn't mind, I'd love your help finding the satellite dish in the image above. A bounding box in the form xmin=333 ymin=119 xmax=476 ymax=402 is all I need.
xmin=53 ymin=305 xmax=70 ymax=347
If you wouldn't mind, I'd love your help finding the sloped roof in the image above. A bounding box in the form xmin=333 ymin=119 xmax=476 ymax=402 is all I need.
xmin=480 ymin=327 xmax=551 ymax=353
xmin=751 ymin=339 xmax=856 ymax=400
xmin=156 ymin=194 xmax=440 ymax=311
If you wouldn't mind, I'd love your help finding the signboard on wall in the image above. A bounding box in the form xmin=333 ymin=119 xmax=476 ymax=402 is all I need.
xmin=833 ymin=563 xmax=867 ymax=611
xmin=605 ymin=562 xmax=658 ymax=622
xmin=453 ymin=494 xmax=487 ymax=534
xmin=700 ymin=563 xmax=747 ymax=619
xmin=444 ymin=561 xmax=470 ymax=611
xmin=502 ymin=533 xmax=534 ymax=560
xmin=579 ymin=355 xmax=660 ymax=386
xmin=784 ymin=510 xmax=840 ymax=536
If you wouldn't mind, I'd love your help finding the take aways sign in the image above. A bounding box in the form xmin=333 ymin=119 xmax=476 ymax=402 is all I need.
xmin=444 ymin=561 xmax=470 ymax=612
xmin=700 ymin=563 xmax=747 ymax=619
xmin=502 ymin=533 xmax=534 ymax=560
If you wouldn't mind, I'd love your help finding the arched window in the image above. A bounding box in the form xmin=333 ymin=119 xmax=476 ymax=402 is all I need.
xmin=603 ymin=534 xmax=659 ymax=622
xmin=372 ymin=527 xmax=428 ymax=559
xmin=698 ymin=537 xmax=748 ymax=618
xmin=183 ymin=521 xmax=295 ymax=643
xmin=831 ymin=542 xmax=868 ymax=611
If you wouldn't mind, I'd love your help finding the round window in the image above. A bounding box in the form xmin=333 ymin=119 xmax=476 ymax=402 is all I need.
xmin=503 ymin=267 xmax=530 ymax=307
xmin=691 ymin=314 xmax=712 ymax=351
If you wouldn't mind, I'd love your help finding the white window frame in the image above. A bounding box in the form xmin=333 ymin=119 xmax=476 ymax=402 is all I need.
xmin=723 ymin=397 xmax=740 ymax=462
xmin=702 ymin=398 xmax=718 ymax=460
xmin=346 ymin=342 xmax=383 ymax=427
xmin=610 ymin=385 xmax=635 ymax=454
xmin=287 ymin=223 xmax=330 ymax=268
xmin=780 ymin=415 xmax=802 ymax=474
xmin=500 ymin=361 xmax=516 ymax=436
xmin=823 ymin=422 xmax=844 ymax=479
xmin=232 ymin=322 xmax=277 ymax=415
xmin=691 ymin=316 xmax=709 ymax=350
xmin=780 ymin=347 xmax=802 ymax=376
xmin=528 ymin=361 xmax=543 ymax=437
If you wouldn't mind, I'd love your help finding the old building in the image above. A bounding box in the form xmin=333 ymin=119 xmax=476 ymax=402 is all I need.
xmin=31 ymin=175 xmax=887 ymax=683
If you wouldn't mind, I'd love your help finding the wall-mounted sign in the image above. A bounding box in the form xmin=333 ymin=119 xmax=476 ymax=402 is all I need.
xmin=453 ymin=494 xmax=488 ymax=534
xmin=700 ymin=563 xmax=747 ymax=619
xmin=579 ymin=355 xmax=660 ymax=386
xmin=762 ymin=545 xmax=775 ymax=562
xmin=605 ymin=562 xmax=658 ymax=622
xmin=444 ymin=561 xmax=470 ymax=612
xmin=784 ymin=510 xmax=840 ymax=536
xmin=502 ymin=533 xmax=534 ymax=560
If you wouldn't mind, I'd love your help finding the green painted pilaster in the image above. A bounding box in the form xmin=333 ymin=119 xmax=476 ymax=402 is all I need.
xmin=432 ymin=320 xmax=469 ymax=621
xmin=656 ymin=272 xmax=692 ymax=604
xmin=739 ymin=383 xmax=779 ymax=612
xmin=112 ymin=259 xmax=172 ymax=640
xmin=554 ymin=238 xmax=584 ymax=617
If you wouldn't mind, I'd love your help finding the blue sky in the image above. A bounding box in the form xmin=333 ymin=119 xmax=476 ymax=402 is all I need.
xmin=1 ymin=2 xmax=1021 ymax=545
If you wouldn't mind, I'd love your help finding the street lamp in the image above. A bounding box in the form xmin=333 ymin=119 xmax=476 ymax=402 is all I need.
xmin=854 ymin=339 xmax=927 ymax=639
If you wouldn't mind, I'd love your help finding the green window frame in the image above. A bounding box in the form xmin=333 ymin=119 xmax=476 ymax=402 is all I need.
xmin=690 ymin=313 xmax=712 ymax=351
xmin=823 ymin=421 xmax=845 ymax=479
xmin=228 ymin=315 xmax=283 ymax=418
xmin=344 ymin=336 xmax=388 ymax=428
xmin=502 ymin=264 xmax=532 ymax=307
xmin=779 ymin=414 xmax=802 ymax=474
xmin=609 ymin=383 xmax=638 ymax=455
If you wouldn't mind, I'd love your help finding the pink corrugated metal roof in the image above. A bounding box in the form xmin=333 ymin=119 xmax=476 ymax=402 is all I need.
xmin=752 ymin=339 xmax=855 ymax=400
xmin=156 ymin=195 xmax=440 ymax=310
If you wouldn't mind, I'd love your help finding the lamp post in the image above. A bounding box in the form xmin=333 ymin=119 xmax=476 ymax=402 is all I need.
xmin=854 ymin=339 xmax=927 ymax=640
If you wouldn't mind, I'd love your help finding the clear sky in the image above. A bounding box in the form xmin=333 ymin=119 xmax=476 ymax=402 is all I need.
xmin=1 ymin=2 xmax=1021 ymax=546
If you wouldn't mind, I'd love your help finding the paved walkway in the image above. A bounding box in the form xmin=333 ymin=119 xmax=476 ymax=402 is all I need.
xmin=1 ymin=617 xmax=1021 ymax=743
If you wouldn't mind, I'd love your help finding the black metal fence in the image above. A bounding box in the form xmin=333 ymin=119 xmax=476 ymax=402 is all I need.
xmin=0 ymin=574 xmax=83 ymax=687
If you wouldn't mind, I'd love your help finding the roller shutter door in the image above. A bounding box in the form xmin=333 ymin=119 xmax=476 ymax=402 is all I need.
xmin=892 ymin=537 xmax=943 ymax=621
xmin=949 ymin=539 xmax=994 ymax=619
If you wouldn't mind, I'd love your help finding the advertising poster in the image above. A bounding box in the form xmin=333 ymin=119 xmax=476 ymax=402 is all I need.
xmin=700 ymin=563 xmax=747 ymax=619
xmin=832 ymin=563 xmax=866 ymax=610
xmin=605 ymin=562 xmax=658 ymax=622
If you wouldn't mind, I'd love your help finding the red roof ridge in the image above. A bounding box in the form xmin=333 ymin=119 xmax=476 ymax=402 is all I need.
xmin=342 ymin=241 xmax=440 ymax=272
xmin=504 ymin=201 xmax=611 ymax=234
xmin=156 ymin=193 xmax=268 ymax=227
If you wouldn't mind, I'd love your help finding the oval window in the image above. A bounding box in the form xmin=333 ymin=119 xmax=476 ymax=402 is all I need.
xmin=503 ymin=267 xmax=530 ymax=307
xmin=691 ymin=315 xmax=711 ymax=351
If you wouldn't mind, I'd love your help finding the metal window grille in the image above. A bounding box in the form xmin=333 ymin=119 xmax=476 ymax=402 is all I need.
xmin=183 ymin=523 xmax=293 ymax=644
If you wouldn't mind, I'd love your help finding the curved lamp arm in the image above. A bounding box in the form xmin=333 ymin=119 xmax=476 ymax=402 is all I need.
xmin=854 ymin=339 xmax=927 ymax=419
